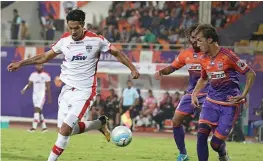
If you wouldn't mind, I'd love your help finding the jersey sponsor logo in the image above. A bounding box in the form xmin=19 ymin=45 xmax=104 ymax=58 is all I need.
xmin=71 ymin=55 xmax=87 ymax=61
xmin=236 ymin=60 xmax=247 ymax=70
xmin=187 ymin=64 xmax=201 ymax=71
xmin=217 ymin=62 xmax=223 ymax=70
xmin=208 ymin=71 xmax=226 ymax=79
xmin=86 ymin=45 xmax=92 ymax=52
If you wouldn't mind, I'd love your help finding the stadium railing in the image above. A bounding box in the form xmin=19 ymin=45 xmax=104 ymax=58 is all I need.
xmin=2 ymin=39 xmax=259 ymax=54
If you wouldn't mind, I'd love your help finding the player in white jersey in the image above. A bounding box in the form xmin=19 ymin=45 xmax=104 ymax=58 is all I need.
xmin=8 ymin=9 xmax=140 ymax=161
xmin=21 ymin=64 xmax=52 ymax=133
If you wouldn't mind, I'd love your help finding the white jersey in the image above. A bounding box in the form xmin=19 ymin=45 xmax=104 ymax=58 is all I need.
xmin=51 ymin=31 xmax=111 ymax=92
xmin=29 ymin=71 xmax=51 ymax=96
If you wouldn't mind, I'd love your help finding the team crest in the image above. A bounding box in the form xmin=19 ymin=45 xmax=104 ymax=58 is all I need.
xmin=217 ymin=62 xmax=223 ymax=70
xmin=236 ymin=60 xmax=247 ymax=70
xmin=193 ymin=53 xmax=198 ymax=58
xmin=86 ymin=45 xmax=92 ymax=52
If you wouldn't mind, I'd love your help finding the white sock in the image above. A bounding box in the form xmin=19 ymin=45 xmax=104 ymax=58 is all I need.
xmin=71 ymin=120 xmax=102 ymax=135
xmin=32 ymin=113 xmax=40 ymax=129
xmin=47 ymin=133 xmax=70 ymax=161
xmin=40 ymin=113 xmax=47 ymax=129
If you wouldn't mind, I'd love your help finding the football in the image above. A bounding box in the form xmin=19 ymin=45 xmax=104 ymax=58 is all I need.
xmin=111 ymin=126 xmax=132 ymax=147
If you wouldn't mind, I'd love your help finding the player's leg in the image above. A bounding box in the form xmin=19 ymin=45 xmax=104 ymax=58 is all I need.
xmin=197 ymin=101 xmax=219 ymax=161
xmin=69 ymin=91 xmax=110 ymax=140
xmin=211 ymin=106 xmax=239 ymax=161
xmin=172 ymin=95 xmax=193 ymax=160
xmin=38 ymin=96 xmax=48 ymax=132
xmin=28 ymin=95 xmax=41 ymax=132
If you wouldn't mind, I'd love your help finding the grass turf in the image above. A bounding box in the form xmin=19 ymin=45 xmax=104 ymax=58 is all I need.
xmin=1 ymin=128 xmax=263 ymax=161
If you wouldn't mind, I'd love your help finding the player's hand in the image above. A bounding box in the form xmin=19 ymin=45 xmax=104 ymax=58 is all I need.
xmin=131 ymin=69 xmax=140 ymax=79
xmin=228 ymin=95 xmax=245 ymax=104
xmin=7 ymin=62 xmax=21 ymax=72
xmin=191 ymin=94 xmax=200 ymax=108
xmin=154 ymin=70 xmax=162 ymax=80
xmin=21 ymin=89 xmax=25 ymax=95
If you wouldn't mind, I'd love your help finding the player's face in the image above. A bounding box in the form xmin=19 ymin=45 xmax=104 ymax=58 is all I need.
xmin=196 ymin=32 xmax=209 ymax=53
xmin=189 ymin=31 xmax=198 ymax=48
xmin=35 ymin=64 xmax=43 ymax=72
xmin=67 ymin=21 xmax=84 ymax=41
xmin=127 ymin=81 xmax=132 ymax=88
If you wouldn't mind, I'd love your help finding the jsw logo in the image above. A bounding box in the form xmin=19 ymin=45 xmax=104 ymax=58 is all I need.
xmin=71 ymin=56 xmax=87 ymax=61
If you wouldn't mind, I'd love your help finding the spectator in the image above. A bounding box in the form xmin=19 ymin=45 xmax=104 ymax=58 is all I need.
xmin=143 ymin=29 xmax=156 ymax=43
xmin=10 ymin=9 xmax=21 ymax=42
xmin=90 ymin=94 xmax=106 ymax=120
xmin=105 ymin=89 xmax=119 ymax=130
xmin=160 ymin=91 xmax=172 ymax=107
xmin=251 ymin=99 xmax=263 ymax=141
xmin=151 ymin=10 xmax=161 ymax=36
xmin=159 ymin=28 xmax=169 ymax=41
xmin=168 ymin=28 xmax=179 ymax=44
xmin=120 ymin=27 xmax=130 ymax=43
xmin=212 ymin=13 xmax=226 ymax=28
xmin=106 ymin=25 xmax=115 ymax=42
xmin=181 ymin=13 xmax=196 ymax=29
xmin=168 ymin=8 xmax=181 ymax=29
xmin=129 ymin=25 xmax=139 ymax=42
xmin=43 ymin=14 xmax=55 ymax=43
xmin=113 ymin=28 xmax=121 ymax=42
xmin=106 ymin=10 xmax=118 ymax=28
xmin=139 ymin=11 xmax=152 ymax=29
xmin=127 ymin=9 xmax=139 ymax=25
xmin=20 ymin=20 xmax=30 ymax=40
xmin=120 ymin=80 xmax=139 ymax=116
xmin=133 ymin=89 xmax=144 ymax=118
xmin=173 ymin=91 xmax=181 ymax=109
xmin=153 ymin=95 xmax=174 ymax=130
xmin=142 ymin=90 xmax=158 ymax=116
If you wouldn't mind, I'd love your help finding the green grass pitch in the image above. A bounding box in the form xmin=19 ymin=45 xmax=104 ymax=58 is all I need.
xmin=1 ymin=128 xmax=263 ymax=161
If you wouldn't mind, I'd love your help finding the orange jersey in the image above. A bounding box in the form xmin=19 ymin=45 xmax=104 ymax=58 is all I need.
xmin=200 ymin=47 xmax=252 ymax=104
xmin=171 ymin=47 xmax=209 ymax=94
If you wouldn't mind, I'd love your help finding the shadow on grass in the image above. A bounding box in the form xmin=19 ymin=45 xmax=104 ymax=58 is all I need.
xmin=2 ymin=153 xmax=46 ymax=161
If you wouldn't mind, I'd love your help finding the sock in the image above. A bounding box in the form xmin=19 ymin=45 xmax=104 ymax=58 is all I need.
xmin=210 ymin=136 xmax=226 ymax=157
xmin=40 ymin=113 xmax=47 ymax=129
xmin=173 ymin=126 xmax=187 ymax=155
xmin=47 ymin=133 xmax=70 ymax=161
xmin=71 ymin=120 xmax=102 ymax=135
xmin=197 ymin=123 xmax=211 ymax=161
xmin=32 ymin=113 xmax=40 ymax=129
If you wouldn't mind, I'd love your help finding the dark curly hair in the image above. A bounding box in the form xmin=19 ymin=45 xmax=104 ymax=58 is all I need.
xmin=66 ymin=9 xmax=86 ymax=25
xmin=184 ymin=23 xmax=199 ymax=39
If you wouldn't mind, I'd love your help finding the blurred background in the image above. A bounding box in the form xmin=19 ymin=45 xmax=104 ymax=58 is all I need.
xmin=1 ymin=1 xmax=263 ymax=142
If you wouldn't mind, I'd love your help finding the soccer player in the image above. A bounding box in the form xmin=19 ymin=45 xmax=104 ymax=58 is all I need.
xmin=7 ymin=9 xmax=139 ymax=161
xmin=21 ymin=64 xmax=51 ymax=132
xmin=192 ymin=24 xmax=256 ymax=161
xmin=154 ymin=24 xmax=209 ymax=161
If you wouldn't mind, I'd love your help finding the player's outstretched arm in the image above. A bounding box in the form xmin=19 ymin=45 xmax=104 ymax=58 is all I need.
xmin=7 ymin=49 xmax=59 ymax=72
xmin=109 ymin=45 xmax=139 ymax=79
xmin=21 ymin=81 xmax=33 ymax=95
xmin=154 ymin=65 xmax=176 ymax=80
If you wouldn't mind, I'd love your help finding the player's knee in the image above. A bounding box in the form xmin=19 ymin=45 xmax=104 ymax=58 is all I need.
xmin=60 ymin=123 xmax=72 ymax=136
xmin=197 ymin=123 xmax=211 ymax=137
xmin=172 ymin=113 xmax=184 ymax=127
xmin=210 ymin=136 xmax=224 ymax=151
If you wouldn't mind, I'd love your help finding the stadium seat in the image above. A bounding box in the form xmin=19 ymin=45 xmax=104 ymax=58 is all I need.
xmin=257 ymin=41 xmax=263 ymax=52
xmin=253 ymin=24 xmax=263 ymax=35
xmin=240 ymin=40 xmax=250 ymax=46
xmin=250 ymin=40 xmax=259 ymax=50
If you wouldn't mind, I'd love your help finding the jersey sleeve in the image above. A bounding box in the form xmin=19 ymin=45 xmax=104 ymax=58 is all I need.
xmin=171 ymin=51 xmax=186 ymax=69
xmin=44 ymin=73 xmax=51 ymax=82
xmin=227 ymin=51 xmax=250 ymax=74
xmin=29 ymin=73 xmax=34 ymax=82
xmin=100 ymin=36 xmax=111 ymax=52
xmin=201 ymin=66 xmax=208 ymax=79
